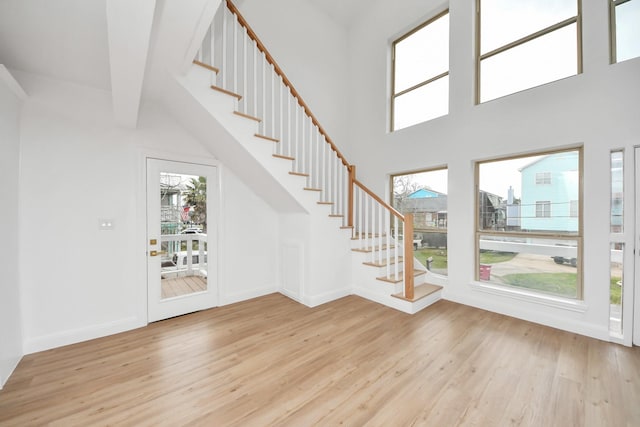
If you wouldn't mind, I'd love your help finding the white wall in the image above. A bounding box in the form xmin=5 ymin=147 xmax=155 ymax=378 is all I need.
xmin=14 ymin=70 xmax=280 ymax=353
xmin=0 ymin=67 xmax=25 ymax=388
xmin=235 ymin=0 xmax=350 ymax=154
xmin=346 ymin=0 xmax=640 ymax=340
xmin=219 ymin=166 xmax=279 ymax=305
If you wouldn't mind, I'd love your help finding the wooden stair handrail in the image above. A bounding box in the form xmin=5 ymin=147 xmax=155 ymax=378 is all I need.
xmin=226 ymin=0 xmax=350 ymax=169
xmin=353 ymin=179 xmax=404 ymax=220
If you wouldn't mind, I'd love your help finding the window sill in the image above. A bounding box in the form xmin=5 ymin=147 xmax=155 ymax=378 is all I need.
xmin=470 ymin=281 xmax=588 ymax=313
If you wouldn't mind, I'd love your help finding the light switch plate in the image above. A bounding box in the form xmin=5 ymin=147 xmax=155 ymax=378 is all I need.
xmin=99 ymin=219 xmax=114 ymax=230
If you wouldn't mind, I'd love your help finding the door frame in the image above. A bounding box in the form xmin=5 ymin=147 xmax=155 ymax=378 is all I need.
xmin=136 ymin=150 xmax=220 ymax=324
xmin=634 ymin=147 xmax=639 ymax=345
xmin=147 ymin=158 xmax=219 ymax=322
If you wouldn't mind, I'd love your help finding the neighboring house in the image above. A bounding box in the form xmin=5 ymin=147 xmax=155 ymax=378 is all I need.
xmin=478 ymin=190 xmax=506 ymax=231
xmin=519 ymin=152 xmax=580 ymax=233
xmin=505 ymin=186 xmax=521 ymax=231
xmin=396 ymin=188 xmax=448 ymax=230
xmin=160 ymin=173 xmax=187 ymax=235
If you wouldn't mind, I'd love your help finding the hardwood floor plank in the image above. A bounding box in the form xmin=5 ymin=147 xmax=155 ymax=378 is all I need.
xmin=1 ymin=294 xmax=638 ymax=426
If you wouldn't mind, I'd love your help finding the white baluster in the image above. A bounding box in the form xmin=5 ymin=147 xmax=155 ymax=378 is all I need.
xmin=252 ymin=40 xmax=258 ymax=118
xmin=209 ymin=24 xmax=215 ymax=70
xmin=221 ymin=7 xmax=228 ymax=89
xmin=271 ymin=65 xmax=276 ymax=140
xmin=313 ymin=129 xmax=319 ymax=190
xmin=242 ymin=28 xmax=248 ymax=114
xmin=358 ymin=187 xmax=363 ymax=249
xmin=364 ymin=193 xmax=368 ymax=258
xmin=287 ymin=85 xmax=292 ymax=158
xmin=209 ymin=25 xmax=216 ymax=86
xmin=394 ymin=215 xmax=398 ymax=282
xmin=232 ymin=14 xmax=238 ymax=95
xmin=309 ymin=121 xmax=315 ymax=189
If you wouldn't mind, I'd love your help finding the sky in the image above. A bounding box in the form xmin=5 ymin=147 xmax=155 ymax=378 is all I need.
xmin=397 ymin=156 xmax=543 ymax=200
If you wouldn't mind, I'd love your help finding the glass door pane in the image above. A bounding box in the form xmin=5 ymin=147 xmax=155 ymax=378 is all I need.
xmin=159 ymin=173 xmax=208 ymax=300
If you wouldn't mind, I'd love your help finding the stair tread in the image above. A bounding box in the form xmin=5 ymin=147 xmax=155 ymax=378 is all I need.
xmin=273 ymin=154 xmax=294 ymax=160
xmin=352 ymin=244 xmax=396 ymax=253
xmin=210 ymin=85 xmax=242 ymax=100
xmin=289 ymin=171 xmax=309 ymax=177
xmin=193 ymin=60 xmax=220 ymax=74
xmin=352 ymin=233 xmax=387 ymax=240
xmin=376 ymin=269 xmax=426 ymax=284
xmin=304 ymin=187 xmax=322 ymax=192
xmin=391 ymin=283 xmax=443 ymax=302
xmin=363 ymin=256 xmax=403 ymax=268
xmin=255 ymin=134 xmax=279 ymax=143
xmin=234 ymin=111 xmax=262 ymax=122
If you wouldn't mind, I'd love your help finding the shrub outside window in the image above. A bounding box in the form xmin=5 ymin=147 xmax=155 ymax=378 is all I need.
xmin=476 ymin=148 xmax=583 ymax=299
xmin=391 ymin=10 xmax=449 ymax=131
xmin=476 ymin=0 xmax=582 ymax=103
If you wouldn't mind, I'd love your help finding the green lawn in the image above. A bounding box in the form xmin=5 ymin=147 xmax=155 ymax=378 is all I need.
xmin=501 ymin=272 xmax=622 ymax=304
xmin=502 ymin=272 xmax=578 ymax=298
xmin=479 ymin=251 xmax=517 ymax=264
xmin=414 ymin=248 xmax=447 ymax=269
xmin=610 ymin=277 xmax=622 ymax=305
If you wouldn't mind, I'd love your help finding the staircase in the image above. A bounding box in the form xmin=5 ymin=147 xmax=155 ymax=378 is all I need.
xmin=180 ymin=0 xmax=442 ymax=313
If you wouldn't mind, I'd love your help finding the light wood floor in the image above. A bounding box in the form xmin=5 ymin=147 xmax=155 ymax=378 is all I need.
xmin=1 ymin=294 xmax=638 ymax=426
xmin=161 ymin=275 xmax=207 ymax=299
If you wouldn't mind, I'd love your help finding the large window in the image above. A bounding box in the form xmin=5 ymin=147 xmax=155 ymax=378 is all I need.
xmin=477 ymin=0 xmax=582 ymax=103
xmin=610 ymin=0 xmax=640 ymax=63
xmin=476 ymin=148 xmax=583 ymax=299
xmin=391 ymin=168 xmax=448 ymax=276
xmin=391 ymin=10 xmax=449 ymax=131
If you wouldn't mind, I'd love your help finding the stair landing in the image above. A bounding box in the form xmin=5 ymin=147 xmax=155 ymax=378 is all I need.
xmin=392 ymin=283 xmax=443 ymax=303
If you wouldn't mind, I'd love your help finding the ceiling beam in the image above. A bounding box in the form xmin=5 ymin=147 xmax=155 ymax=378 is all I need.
xmin=106 ymin=0 xmax=156 ymax=128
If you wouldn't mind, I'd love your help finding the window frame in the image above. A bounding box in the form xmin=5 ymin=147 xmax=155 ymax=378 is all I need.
xmin=535 ymin=201 xmax=551 ymax=218
xmin=474 ymin=147 xmax=584 ymax=299
xmin=609 ymin=0 xmax=638 ymax=63
xmin=390 ymin=9 xmax=450 ymax=131
xmin=535 ymin=172 xmax=552 ymax=185
xmin=475 ymin=0 xmax=584 ymax=104
xmin=570 ymin=199 xmax=579 ymax=218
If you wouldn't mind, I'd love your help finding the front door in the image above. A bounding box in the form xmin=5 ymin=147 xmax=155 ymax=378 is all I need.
xmin=147 ymin=158 xmax=218 ymax=322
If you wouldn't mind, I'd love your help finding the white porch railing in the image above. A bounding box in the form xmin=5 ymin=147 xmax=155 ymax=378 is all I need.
xmin=160 ymin=233 xmax=208 ymax=278
xmin=194 ymin=1 xmax=416 ymax=299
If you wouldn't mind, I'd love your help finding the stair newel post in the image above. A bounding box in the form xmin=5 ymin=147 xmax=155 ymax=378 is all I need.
xmin=404 ymin=213 xmax=415 ymax=300
xmin=348 ymin=165 xmax=356 ymax=228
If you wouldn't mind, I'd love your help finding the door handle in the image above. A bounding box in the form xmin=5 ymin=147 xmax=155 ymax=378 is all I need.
xmin=149 ymin=250 xmax=167 ymax=257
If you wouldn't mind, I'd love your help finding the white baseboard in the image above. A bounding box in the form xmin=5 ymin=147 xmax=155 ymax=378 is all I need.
xmin=353 ymin=285 xmax=412 ymax=313
xmin=279 ymin=288 xmax=302 ymax=303
xmin=0 ymin=355 xmax=23 ymax=389
xmin=303 ymin=287 xmax=352 ymax=308
xmin=219 ymin=285 xmax=278 ymax=306
xmin=444 ymin=290 xmax=610 ymax=342
xmin=23 ymin=316 xmax=144 ymax=355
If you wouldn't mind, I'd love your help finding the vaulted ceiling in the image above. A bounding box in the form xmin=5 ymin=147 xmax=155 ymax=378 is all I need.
xmin=306 ymin=0 xmax=373 ymax=28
